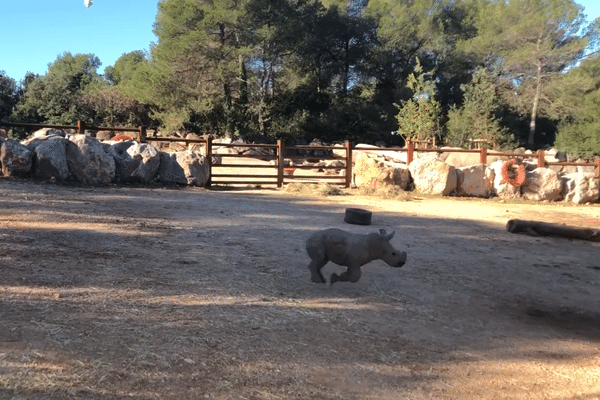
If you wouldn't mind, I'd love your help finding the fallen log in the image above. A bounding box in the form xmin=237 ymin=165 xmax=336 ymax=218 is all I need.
xmin=506 ymin=219 xmax=600 ymax=242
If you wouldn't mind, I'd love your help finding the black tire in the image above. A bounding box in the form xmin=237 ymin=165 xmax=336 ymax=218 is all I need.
xmin=344 ymin=208 xmax=372 ymax=225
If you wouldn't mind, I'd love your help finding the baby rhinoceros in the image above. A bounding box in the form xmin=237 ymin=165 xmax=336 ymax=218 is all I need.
xmin=306 ymin=228 xmax=407 ymax=284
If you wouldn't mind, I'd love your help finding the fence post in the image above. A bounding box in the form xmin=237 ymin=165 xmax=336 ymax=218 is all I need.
xmin=77 ymin=120 xmax=84 ymax=135
xmin=537 ymin=149 xmax=545 ymax=169
xmin=138 ymin=126 xmax=146 ymax=143
xmin=277 ymin=140 xmax=284 ymax=188
xmin=480 ymin=147 xmax=488 ymax=165
xmin=406 ymin=140 xmax=414 ymax=165
xmin=345 ymin=141 xmax=353 ymax=188
xmin=205 ymin=136 xmax=213 ymax=188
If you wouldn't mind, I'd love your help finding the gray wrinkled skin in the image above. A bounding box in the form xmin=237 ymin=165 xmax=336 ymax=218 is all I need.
xmin=306 ymin=228 xmax=407 ymax=284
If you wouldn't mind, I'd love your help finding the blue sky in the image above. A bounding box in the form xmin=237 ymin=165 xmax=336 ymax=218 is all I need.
xmin=1 ymin=0 xmax=600 ymax=83
xmin=0 ymin=0 xmax=161 ymax=82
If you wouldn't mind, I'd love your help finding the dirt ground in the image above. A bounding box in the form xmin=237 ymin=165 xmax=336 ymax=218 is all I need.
xmin=1 ymin=176 xmax=600 ymax=400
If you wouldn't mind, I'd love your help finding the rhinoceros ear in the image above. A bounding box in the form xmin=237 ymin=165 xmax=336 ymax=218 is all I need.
xmin=379 ymin=229 xmax=395 ymax=241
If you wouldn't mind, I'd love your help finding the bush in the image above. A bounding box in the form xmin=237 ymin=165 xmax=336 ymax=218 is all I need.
xmin=555 ymin=122 xmax=600 ymax=158
xmin=445 ymin=68 xmax=513 ymax=149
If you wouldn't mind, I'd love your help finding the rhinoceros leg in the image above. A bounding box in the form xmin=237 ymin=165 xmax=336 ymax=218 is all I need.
xmin=306 ymin=242 xmax=328 ymax=283
xmin=308 ymin=258 xmax=328 ymax=283
xmin=330 ymin=266 xmax=362 ymax=284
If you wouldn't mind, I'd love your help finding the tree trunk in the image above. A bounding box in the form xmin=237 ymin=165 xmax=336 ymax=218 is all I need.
xmin=507 ymin=219 xmax=600 ymax=242
xmin=239 ymin=54 xmax=248 ymax=105
xmin=342 ymin=33 xmax=350 ymax=98
xmin=528 ymin=47 xmax=543 ymax=148
xmin=218 ymin=23 xmax=234 ymax=140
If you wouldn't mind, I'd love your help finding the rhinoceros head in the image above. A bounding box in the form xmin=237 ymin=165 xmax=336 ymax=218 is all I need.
xmin=378 ymin=229 xmax=407 ymax=268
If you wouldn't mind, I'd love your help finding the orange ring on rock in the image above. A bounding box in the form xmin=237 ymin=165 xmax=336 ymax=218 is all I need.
xmin=501 ymin=159 xmax=526 ymax=187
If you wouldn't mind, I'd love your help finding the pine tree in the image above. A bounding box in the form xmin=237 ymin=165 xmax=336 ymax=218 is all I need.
xmin=446 ymin=68 xmax=511 ymax=149
xmin=395 ymin=59 xmax=440 ymax=143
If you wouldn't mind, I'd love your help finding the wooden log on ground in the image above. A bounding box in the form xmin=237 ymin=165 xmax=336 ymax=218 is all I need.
xmin=506 ymin=219 xmax=600 ymax=242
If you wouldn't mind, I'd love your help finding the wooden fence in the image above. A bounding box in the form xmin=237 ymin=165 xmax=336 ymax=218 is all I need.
xmin=146 ymin=135 xmax=352 ymax=187
xmin=1 ymin=121 xmax=599 ymax=187
xmin=123 ymin=132 xmax=600 ymax=187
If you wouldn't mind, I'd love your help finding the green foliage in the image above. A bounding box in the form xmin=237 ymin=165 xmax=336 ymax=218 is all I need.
xmin=554 ymin=55 xmax=600 ymax=157
xmin=446 ymin=68 xmax=513 ymax=149
xmin=467 ymin=0 xmax=593 ymax=147
xmin=12 ymin=52 xmax=103 ymax=125
xmin=80 ymin=87 xmax=154 ymax=127
xmin=555 ymin=120 xmax=600 ymax=158
xmin=147 ymin=0 xmax=251 ymax=135
xmin=394 ymin=60 xmax=440 ymax=142
xmin=266 ymin=85 xmax=391 ymax=142
xmin=0 ymin=71 xmax=17 ymax=122
xmin=105 ymin=51 xmax=148 ymax=86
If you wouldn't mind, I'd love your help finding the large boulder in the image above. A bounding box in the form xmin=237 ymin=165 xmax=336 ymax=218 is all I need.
xmin=33 ymin=137 xmax=71 ymax=181
xmin=106 ymin=141 xmax=133 ymax=182
xmin=30 ymin=128 xmax=66 ymax=139
xmin=441 ymin=148 xmax=505 ymax=168
xmin=158 ymin=152 xmax=187 ymax=185
xmin=521 ymin=168 xmax=562 ymax=202
xmin=96 ymin=131 xmax=115 ymax=141
xmin=304 ymin=139 xmax=333 ymax=160
xmin=186 ymin=133 xmax=205 ymax=152
xmin=490 ymin=160 xmax=521 ymax=198
xmin=560 ymin=173 xmax=600 ymax=204
xmin=1 ymin=138 xmax=33 ymax=177
xmin=577 ymin=160 xmax=597 ymax=174
xmin=323 ymin=159 xmax=345 ymax=175
xmin=108 ymin=141 xmax=160 ymax=183
xmin=408 ymin=156 xmax=457 ymax=195
xmin=168 ymin=141 xmax=188 ymax=152
xmin=213 ymin=139 xmax=238 ymax=156
xmin=176 ymin=150 xmax=210 ymax=186
xmin=128 ymin=142 xmax=161 ymax=183
xmin=353 ymin=152 xmax=411 ymax=190
xmin=157 ymin=151 xmax=209 ymax=186
xmin=22 ymin=129 xmax=66 ymax=152
xmin=242 ymin=146 xmax=275 ymax=159
xmin=66 ymin=135 xmax=115 ymax=185
xmin=454 ymin=164 xmax=494 ymax=198
xmin=353 ymin=144 xmax=408 ymax=164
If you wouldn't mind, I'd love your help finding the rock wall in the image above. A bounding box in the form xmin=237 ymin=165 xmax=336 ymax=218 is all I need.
xmin=353 ymin=145 xmax=599 ymax=204
xmin=0 ymin=130 xmax=209 ymax=187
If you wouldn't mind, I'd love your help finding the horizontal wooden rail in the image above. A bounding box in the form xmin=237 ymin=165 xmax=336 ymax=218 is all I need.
xmin=211 ymin=174 xmax=278 ymax=178
xmin=546 ymin=161 xmax=596 ymax=167
xmin=213 ymin=153 xmax=276 ymax=158
xmin=214 ymin=164 xmax=276 ymax=168
xmin=286 ymin=175 xmax=345 ymax=180
xmin=212 ymin=143 xmax=277 ymax=148
xmin=146 ymin=137 xmax=205 ymax=143
xmin=210 ymin=180 xmax=280 ymax=185
xmin=291 ymin=165 xmax=344 ymax=170
xmin=292 ymin=145 xmax=347 ymax=150
xmin=285 ymin=155 xmax=343 ymax=160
